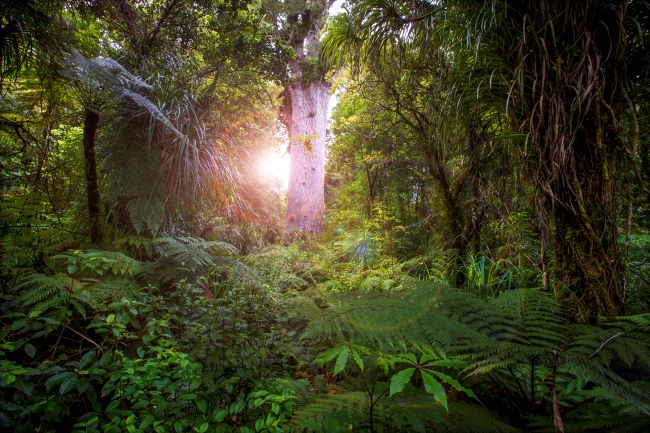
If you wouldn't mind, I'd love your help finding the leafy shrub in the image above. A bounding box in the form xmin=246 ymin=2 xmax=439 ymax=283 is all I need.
xmin=0 ymin=242 xmax=306 ymax=433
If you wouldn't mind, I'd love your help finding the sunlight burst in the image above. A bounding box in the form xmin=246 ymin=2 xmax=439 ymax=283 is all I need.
xmin=257 ymin=149 xmax=290 ymax=189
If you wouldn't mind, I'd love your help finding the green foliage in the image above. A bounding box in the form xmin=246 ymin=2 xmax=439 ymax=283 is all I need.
xmin=101 ymin=340 xmax=205 ymax=433
xmin=292 ymin=281 xmax=650 ymax=431
xmin=625 ymin=233 xmax=650 ymax=314
xmin=136 ymin=236 xmax=238 ymax=284
xmin=1 ymin=1 xmax=650 ymax=433
xmin=463 ymin=252 xmax=516 ymax=298
xmin=399 ymin=248 xmax=455 ymax=283
xmin=51 ymin=249 xmax=140 ymax=277
xmin=0 ymin=242 xmax=306 ymax=433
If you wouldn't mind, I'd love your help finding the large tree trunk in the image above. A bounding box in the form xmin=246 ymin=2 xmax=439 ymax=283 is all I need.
xmin=280 ymin=1 xmax=333 ymax=238
xmin=550 ymin=109 xmax=626 ymax=321
xmin=285 ymin=80 xmax=330 ymax=235
xmin=495 ymin=0 xmax=628 ymax=320
xmin=82 ymin=108 xmax=101 ymax=243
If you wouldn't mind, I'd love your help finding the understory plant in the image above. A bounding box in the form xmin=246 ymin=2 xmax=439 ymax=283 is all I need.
xmin=0 ymin=242 xmax=305 ymax=432
xmin=288 ymin=280 xmax=650 ymax=432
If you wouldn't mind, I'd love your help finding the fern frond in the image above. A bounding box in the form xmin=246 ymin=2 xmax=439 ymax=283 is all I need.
xmin=17 ymin=273 xmax=74 ymax=306
xmin=288 ymin=392 xmax=370 ymax=432
xmin=136 ymin=236 xmax=238 ymax=284
xmin=400 ymin=249 xmax=454 ymax=282
xmin=16 ymin=272 xmax=93 ymax=316
xmin=291 ymin=392 xmax=521 ymax=433
xmin=296 ymin=281 xmax=650 ymax=427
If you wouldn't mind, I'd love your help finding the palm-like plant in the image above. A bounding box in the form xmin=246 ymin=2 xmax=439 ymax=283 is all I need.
xmin=62 ymin=50 xmax=183 ymax=242
xmin=0 ymin=0 xmax=61 ymax=91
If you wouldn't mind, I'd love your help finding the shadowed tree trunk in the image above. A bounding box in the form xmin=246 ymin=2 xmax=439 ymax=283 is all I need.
xmin=491 ymin=0 xmax=628 ymax=320
xmin=82 ymin=107 xmax=101 ymax=243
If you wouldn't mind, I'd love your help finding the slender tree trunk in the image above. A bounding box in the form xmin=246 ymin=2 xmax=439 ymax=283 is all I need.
xmin=285 ymin=81 xmax=330 ymax=236
xmin=83 ymin=108 xmax=101 ymax=243
xmin=550 ymin=351 xmax=564 ymax=433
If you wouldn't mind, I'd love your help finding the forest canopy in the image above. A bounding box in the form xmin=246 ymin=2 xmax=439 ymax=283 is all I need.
xmin=1 ymin=1 xmax=650 ymax=432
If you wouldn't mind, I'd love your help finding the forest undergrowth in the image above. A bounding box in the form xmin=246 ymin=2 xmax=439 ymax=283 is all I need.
xmin=1 ymin=229 xmax=649 ymax=433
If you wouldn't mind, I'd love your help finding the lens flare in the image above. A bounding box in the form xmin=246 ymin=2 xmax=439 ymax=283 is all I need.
xmin=256 ymin=149 xmax=290 ymax=189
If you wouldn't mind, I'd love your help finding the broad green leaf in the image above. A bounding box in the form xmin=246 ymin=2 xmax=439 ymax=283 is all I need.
xmin=432 ymin=371 xmax=477 ymax=399
xmin=46 ymin=371 xmax=74 ymax=386
xmin=333 ymin=347 xmax=349 ymax=375
xmin=315 ymin=345 xmax=346 ymax=366
xmin=59 ymin=375 xmax=78 ymax=394
xmin=72 ymin=301 xmax=87 ymax=317
xmin=389 ymin=368 xmax=415 ymax=397
xmin=24 ymin=343 xmax=36 ymax=358
xmin=419 ymin=353 xmax=439 ymax=365
xmin=230 ymin=400 xmax=245 ymax=414
xmin=79 ymin=350 xmax=95 ymax=369
xmin=197 ymin=399 xmax=207 ymax=413
xmin=351 ymin=348 xmax=364 ymax=371
xmin=98 ymin=350 xmax=113 ymax=367
xmin=255 ymin=419 xmax=264 ymax=432
xmin=398 ymin=353 xmax=417 ymax=365
xmin=197 ymin=422 xmax=209 ymax=433
xmin=248 ymin=390 xmax=269 ymax=398
xmin=213 ymin=409 xmax=228 ymax=422
xmin=421 ymin=370 xmax=447 ymax=412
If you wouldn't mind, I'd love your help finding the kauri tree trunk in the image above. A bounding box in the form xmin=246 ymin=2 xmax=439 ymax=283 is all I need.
xmin=285 ymin=81 xmax=329 ymax=234
xmin=280 ymin=1 xmax=334 ymax=238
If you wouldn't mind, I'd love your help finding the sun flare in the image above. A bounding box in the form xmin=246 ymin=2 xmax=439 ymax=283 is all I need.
xmin=257 ymin=149 xmax=291 ymax=189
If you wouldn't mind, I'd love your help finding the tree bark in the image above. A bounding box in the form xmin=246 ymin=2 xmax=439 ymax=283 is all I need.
xmin=285 ymin=80 xmax=330 ymax=236
xmin=280 ymin=2 xmax=333 ymax=238
xmin=83 ymin=108 xmax=101 ymax=243
xmin=493 ymin=0 xmax=628 ymax=320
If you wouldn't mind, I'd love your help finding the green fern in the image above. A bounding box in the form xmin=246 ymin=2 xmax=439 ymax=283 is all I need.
xmin=293 ymin=282 xmax=650 ymax=430
xmin=291 ymin=392 xmax=520 ymax=433
xmin=50 ymin=249 xmax=140 ymax=277
xmin=400 ymin=249 xmax=455 ymax=283
xmin=16 ymin=272 xmax=92 ymax=317
xmin=136 ymin=235 xmax=238 ymax=284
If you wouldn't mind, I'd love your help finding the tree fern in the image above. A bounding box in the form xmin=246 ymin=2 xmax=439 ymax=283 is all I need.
xmin=293 ymin=282 xmax=650 ymax=430
xmin=290 ymin=391 xmax=520 ymax=432
xmin=289 ymin=392 xmax=371 ymax=432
